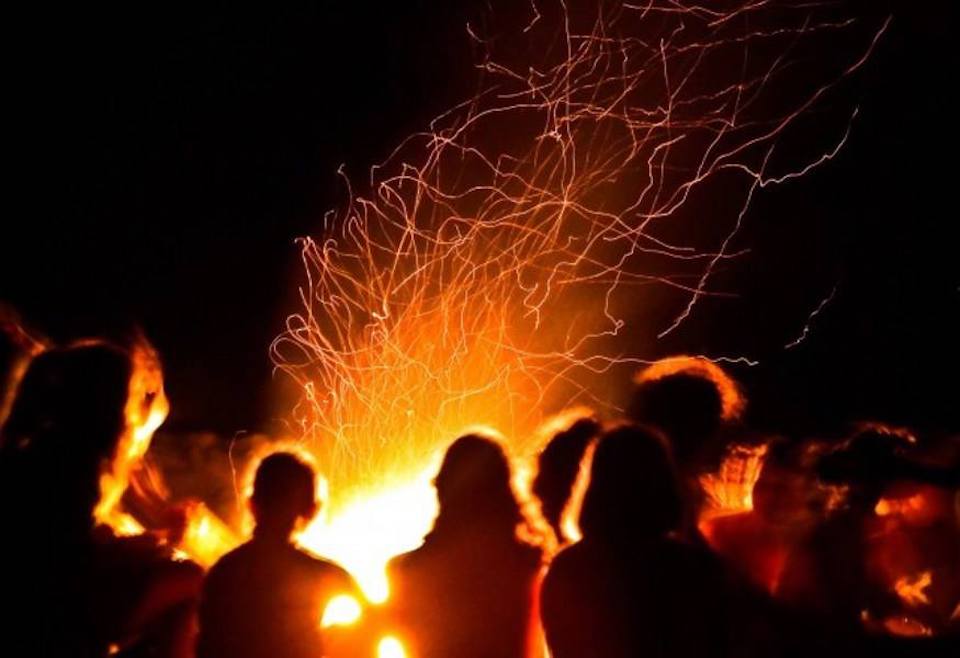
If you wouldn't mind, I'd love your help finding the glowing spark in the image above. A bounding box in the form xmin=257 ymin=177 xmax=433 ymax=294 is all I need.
xmin=269 ymin=1 xmax=889 ymax=594
xmin=785 ymin=283 xmax=838 ymax=349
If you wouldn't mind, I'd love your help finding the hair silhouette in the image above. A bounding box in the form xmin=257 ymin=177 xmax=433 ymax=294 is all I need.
xmin=385 ymin=433 xmax=541 ymax=658
xmin=250 ymin=451 xmax=318 ymax=539
xmin=430 ymin=433 xmax=524 ymax=538
xmin=542 ymin=424 xmax=731 ymax=658
xmin=533 ymin=417 xmax=600 ymax=538
xmin=579 ymin=424 xmax=682 ymax=543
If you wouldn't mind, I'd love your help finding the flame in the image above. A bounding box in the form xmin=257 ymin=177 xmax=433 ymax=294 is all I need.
xmin=700 ymin=443 xmax=769 ymax=519
xmin=178 ymin=502 xmax=240 ymax=568
xmin=377 ymin=636 xmax=406 ymax=658
xmin=321 ymin=594 xmax=363 ymax=628
xmin=94 ymin=339 xmax=170 ymax=532
xmin=299 ymin=467 xmax=440 ymax=602
xmin=269 ymin=1 xmax=884 ymax=598
xmin=875 ymin=493 xmax=930 ymax=519
xmin=894 ymin=570 xmax=933 ymax=608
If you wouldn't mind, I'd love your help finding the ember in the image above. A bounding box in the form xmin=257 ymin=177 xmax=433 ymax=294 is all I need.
xmin=2 ymin=2 xmax=956 ymax=658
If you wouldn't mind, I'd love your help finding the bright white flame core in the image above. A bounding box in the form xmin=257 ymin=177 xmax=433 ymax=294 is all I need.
xmin=300 ymin=468 xmax=439 ymax=602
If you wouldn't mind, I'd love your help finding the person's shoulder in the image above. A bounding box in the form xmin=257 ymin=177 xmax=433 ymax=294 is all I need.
xmin=546 ymin=540 xmax=590 ymax=577
xmin=388 ymin=545 xmax=426 ymax=573
xmin=668 ymin=536 xmax=727 ymax=581
xmin=297 ymin=549 xmax=358 ymax=590
xmin=207 ymin=541 xmax=254 ymax=577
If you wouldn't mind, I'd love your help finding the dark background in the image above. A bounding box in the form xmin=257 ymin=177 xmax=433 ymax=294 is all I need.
xmin=3 ymin=1 xmax=957 ymax=437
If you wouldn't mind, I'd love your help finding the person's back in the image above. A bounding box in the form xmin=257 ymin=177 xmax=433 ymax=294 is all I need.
xmin=386 ymin=434 xmax=542 ymax=658
xmin=541 ymin=426 xmax=731 ymax=658
xmin=196 ymin=451 xmax=360 ymax=658
xmin=390 ymin=527 xmax=541 ymax=658
xmin=198 ymin=538 xmax=356 ymax=658
xmin=1 ymin=341 xmax=202 ymax=658
xmin=544 ymin=533 xmax=728 ymax=658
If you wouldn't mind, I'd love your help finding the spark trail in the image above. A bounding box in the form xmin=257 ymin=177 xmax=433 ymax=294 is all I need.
xmin=269 ymin=0 xmax=889 ymax=598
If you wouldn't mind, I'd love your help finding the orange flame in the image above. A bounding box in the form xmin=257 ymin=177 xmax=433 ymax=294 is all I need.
xmin=268 ymin=0 xmax=887 ymax=601
xmin=894 ymin=570 xmax=933 ymax=608
xmin=700 ymin=443 xmax=769 ymax=519
xmin=94 ymin=339 xmax=170 ymax=533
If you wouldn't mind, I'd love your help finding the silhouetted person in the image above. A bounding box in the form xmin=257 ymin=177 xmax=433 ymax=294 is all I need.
xmin=197 ymin=451 xmax=361 ymax=658
xmin=777 ymin=427 xmax=915 ymax=655
xmin=386 ymin=434 xmax=543 ymax=658
xmin=541 ymin=425 xmax=732 ymax=658
xmin=628 ymin=370 xmax=724 ymax=463
xmin=533 ymin=417 xmax=600 ymax=540
xmin=0 ymin=342 xmax=202 ymax=658
xmin=627 ymin=358 xmax=743 ymax=541
xmin=703 ymin=438 xmax=818 ymax=595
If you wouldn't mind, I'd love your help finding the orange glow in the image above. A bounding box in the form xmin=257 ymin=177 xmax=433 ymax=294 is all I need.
xmin=377 ymin=636 xmax=406 ymax=658
xmin=299 ymin=467 xmax=440 ymax=602
xmin=875 ymin=492 xmax=932 ymax=521
xmin=893 ymin=570 xmax=932 ymax=608
xmin=635 ymin=356 xmax=746 ymax=422
xmin=94 ymin=339 xmax=170 ymax=533
xmin=321 ymin=594 xmax=363 ymax=628
xmin=699 ymin=443 xmax=769 ymax=520
xmin=0 ymin=310 xmax=47 ymax=429
xmin=268 ymin=2 xmax=884 ymax=599
xmin=178 ymin=502 xmax=239 ymax=568
xmin=558 ymin=440 xmax=598 ymax=545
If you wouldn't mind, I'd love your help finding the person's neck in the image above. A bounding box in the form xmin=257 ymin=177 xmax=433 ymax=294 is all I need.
xmin=252 ymin=524 xmax=294 ymax=546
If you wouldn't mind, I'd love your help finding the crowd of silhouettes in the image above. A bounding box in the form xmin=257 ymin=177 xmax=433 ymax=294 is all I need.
xmin=1 ymin=312 xmax=958 ymax=658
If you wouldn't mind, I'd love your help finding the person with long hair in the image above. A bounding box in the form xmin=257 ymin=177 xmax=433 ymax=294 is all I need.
xmin=540 ymin=425 xmax=731 ymax=658
xmin=385 ymin=433 xmax=543 ymax=658
xmin=0 ymin=341 xmax=201 ymax=658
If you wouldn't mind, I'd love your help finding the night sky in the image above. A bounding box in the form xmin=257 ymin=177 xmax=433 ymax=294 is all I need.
xmin=4 ymin=1 xmax=957 ymax=437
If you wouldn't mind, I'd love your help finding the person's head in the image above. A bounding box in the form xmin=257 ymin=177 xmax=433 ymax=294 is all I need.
xmin=627 ymin=357 xmax=742 ymax=471
xmin=579 ymin=425 xmax=682 ymax=543
xmin=752 ymin=438 xmax=812 ymax=525
xmin=817 ymin=424 xmax=916 ymax=512
xmin=3 ymin=343 xmax=131 ymax=452
xmin=250 ymin=451 xmax=318 ymax=540
xmin=533 ymin=417 xmax=600 ymax=536
xmin=2 ymin=343 xmax=133 ymax=529
xmin=433 ymin=433 xmax=523 ymax=537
